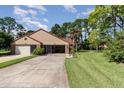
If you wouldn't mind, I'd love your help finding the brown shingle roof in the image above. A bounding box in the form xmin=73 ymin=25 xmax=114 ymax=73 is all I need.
xmin=61 ymin=38 xmax=74 ymax=45
xmin=12 ymin=28 xmax=69 ymax=45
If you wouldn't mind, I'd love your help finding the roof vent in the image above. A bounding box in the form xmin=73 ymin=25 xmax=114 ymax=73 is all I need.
xmin=24 ymin=37 xmax=27 ymax=40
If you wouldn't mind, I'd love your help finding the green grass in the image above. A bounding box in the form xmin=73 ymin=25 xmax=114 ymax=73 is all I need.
xmin=0 ymin=50 xmax=11 ymax=56
xmin=65 ymin=51 xmax=124 ymax=88
xmin=0 ymin=55 xmax=37 ymax=69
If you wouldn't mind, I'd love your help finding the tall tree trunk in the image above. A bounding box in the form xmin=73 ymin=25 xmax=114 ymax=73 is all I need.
xmin=8 ymin=26 xmax=11 ymax=34
xmin=84 ymin=32 xmax=87 ymax=40
xmin=112 ymin=11 xmax=117 ymax=38
xmin=80 ymin=34 xmax=83 ymax=43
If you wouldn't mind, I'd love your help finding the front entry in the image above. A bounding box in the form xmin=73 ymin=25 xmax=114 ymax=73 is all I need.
xmin=30 ymin=45 xmax=37 ymax=53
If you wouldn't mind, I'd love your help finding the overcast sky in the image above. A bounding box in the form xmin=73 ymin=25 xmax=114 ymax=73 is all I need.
xmin=0 ymin=5 xmax=95 ymax=31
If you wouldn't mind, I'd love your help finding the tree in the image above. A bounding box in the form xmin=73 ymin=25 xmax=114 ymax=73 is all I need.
xmin=107 ymin=30 xmax=124 ymax=52
xmin=50 ymin=19 xmax=88 ymax=51
xmin=16 ymin=32 xmax=26 ymax=38
xmin=0 ymin=31 xmax=14 ymax=49
xmin=82 ymin=39 xmax=90 ymax=50
xmin=27 ymin=30 xmax=34 ymax=33
xmin=25 ymin=30 xmax=34 ymax=35
xmin=72 ymin=19 xmax=83 ymax=42
xmin=0 ymin=18 xmax=5 ymax=31
xmin=82 ymin=19 xmax=90 ymax=39
xmin=4 ymin=17 xmax=17 ymax=33
xmin=88 ymin=5 xmax=124 ymax=62
xmin=88 ymin=6 xmax=115 ymax=48
xmin=88 ymin=30 xmax=100 ymax=50
xmin=16 ymin=24 xmax=24 ymax=31
xmin=50 ymin=6 xmax=124 ymax=53
xmin=69 ymin=19 xmax=90 ymax=51
xmin=0 ymin=17 xmax=25 ymax=34
xmin=89 ymin=5 xmax=124 ymax=39
xmin=61 ymin=22 xmax=72 ymax=37
xmin=51 ymin=24 xmax=62 ymax=37
xmin=16 ymin=30 xmax=35 ymax=38
xmin=110 ymin=6 xmax=124 ymax=32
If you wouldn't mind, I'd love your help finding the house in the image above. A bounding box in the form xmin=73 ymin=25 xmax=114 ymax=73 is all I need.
xmin=11 ymin=29 xmax=73 ymax=55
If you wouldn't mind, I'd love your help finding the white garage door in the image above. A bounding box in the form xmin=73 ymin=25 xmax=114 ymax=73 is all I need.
xmin=15 ymin=46 xmax=31 ymax=55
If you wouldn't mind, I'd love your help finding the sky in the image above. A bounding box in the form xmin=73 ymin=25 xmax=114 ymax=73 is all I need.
xmin=0 ymin=5 xmax=95 ymax=31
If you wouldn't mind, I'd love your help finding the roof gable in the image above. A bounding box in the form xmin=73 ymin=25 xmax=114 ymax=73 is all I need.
xmin=12 ymin=36 xmax=41 ymax=45
xmin=30 ymin=29 xmax=69 ymax=45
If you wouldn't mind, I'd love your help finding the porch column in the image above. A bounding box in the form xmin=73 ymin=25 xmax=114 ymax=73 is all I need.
xmin=65 ymin=44 xmax=69 ymax=54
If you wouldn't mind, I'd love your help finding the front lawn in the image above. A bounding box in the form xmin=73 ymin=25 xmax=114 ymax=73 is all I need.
xmin=65 ymin=51 xmax=124 ymax=88
xmin=0 ymin=55 xmax=37 ymax=69
xmin=0 ymin=50 xmax=11 ymax=56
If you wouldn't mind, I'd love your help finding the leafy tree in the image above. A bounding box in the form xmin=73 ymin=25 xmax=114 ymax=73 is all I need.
xmin=16 ymin=24 xmax=24 ymax=31
xmin=51 ymin=24 xmax=62 ymax=37
xmin=24 ymin=30 xmax=34 ymax=35
xmin=108 ymin=30 xmax=124 ymax=63
xmin=89 ymin=5 xmax=124 ymax=38
xmin=72 ymin=19 xmax=83 ymax=42
xmin=108 ymin=30 xmax=124 ymax=52
xmin=0 ymin=31 xmax=14 ymax=49
xmin=89 ymin=6 xmax=110 ymax=36
xmin=70 ymin=30 xmax=82 ymax=51
xmin=16 ymin=30 xmax=35 ymax=38
xmin=4 ymin=17 xmax=17 ymax=33
xmin=0 ymin=18 xmax=5 ymax=31
xmin=88 ymin=5 xmax=124 ymax=62
xmin=27 ymin=30 xmax=34 ymax=33
xmin=82 ymin=39 xmax=90 ymax=50
xmin=61 ymin=22 xmax=72 ymax=37
xmin=88 ymin=30 xmax=100 ymax=50
xmin=16 ymin=32 xmax=26 ymax=38
xmin=50 ymin=5 xmax=124 ymax=55
xmin=82 ymin=19 xmax=90 ymax=40
xmin=0 ymin=17 xmax=24 ymax=34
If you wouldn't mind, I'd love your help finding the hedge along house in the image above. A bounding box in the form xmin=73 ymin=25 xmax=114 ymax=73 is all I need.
xmin=11 ymin=29 xmax=73 ymax=56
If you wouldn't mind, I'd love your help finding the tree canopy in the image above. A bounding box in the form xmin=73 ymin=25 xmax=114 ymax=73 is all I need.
xmin=50 ymin=6 xmax=124 ymax=62
xmin=0 ymin=31 xmax=14 ymax=49
xmin=0 ymin=17 xmax=25 ymax=34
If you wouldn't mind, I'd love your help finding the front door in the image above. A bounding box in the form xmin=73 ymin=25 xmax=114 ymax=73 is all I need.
xmin=30 ymin=45 xmax=37 ymax=53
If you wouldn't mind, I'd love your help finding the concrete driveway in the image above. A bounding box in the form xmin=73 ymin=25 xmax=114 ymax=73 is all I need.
xmin=0 ymin=54 xmax=68 ymax=88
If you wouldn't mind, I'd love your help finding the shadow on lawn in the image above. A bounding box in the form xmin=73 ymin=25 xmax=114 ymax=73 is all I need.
xmin=79 ymin=50 xmax=103 ymax=53
xmin=79 ymin=50 xmax=89 ymax=52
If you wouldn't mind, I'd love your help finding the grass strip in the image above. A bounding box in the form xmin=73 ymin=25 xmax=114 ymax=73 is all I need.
xmin=0 ymin=55 xmax=37 ymax=69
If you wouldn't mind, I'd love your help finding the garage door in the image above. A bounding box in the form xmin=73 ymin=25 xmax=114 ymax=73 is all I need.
xmin=15 ymin=46 xmax=31 ymax=55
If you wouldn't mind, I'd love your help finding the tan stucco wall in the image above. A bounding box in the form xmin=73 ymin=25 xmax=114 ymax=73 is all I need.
xmin=30 ymin=30 xmax=69 ymax=45
xmin=13 ymin=36 xmax=41 ymax=45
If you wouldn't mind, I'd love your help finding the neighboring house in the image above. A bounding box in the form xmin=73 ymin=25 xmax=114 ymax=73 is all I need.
xmin=11 ymin=29 xmax=73 ymax=55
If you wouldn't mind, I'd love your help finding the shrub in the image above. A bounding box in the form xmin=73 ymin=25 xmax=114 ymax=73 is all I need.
xmin=33 ymin=48 xmax=44 ymax=55
xmin=70 ymin=47 xmax=76 ymax=54
xmin=103 ymin=50 xmax=111 ymax=57
xmin=0 ymin=50 xmax=11 ymax=56
xmin=110 ymin=51 xmax=124 ymax=63
xmin=69 ymin=47 xmax=78 ymax=58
